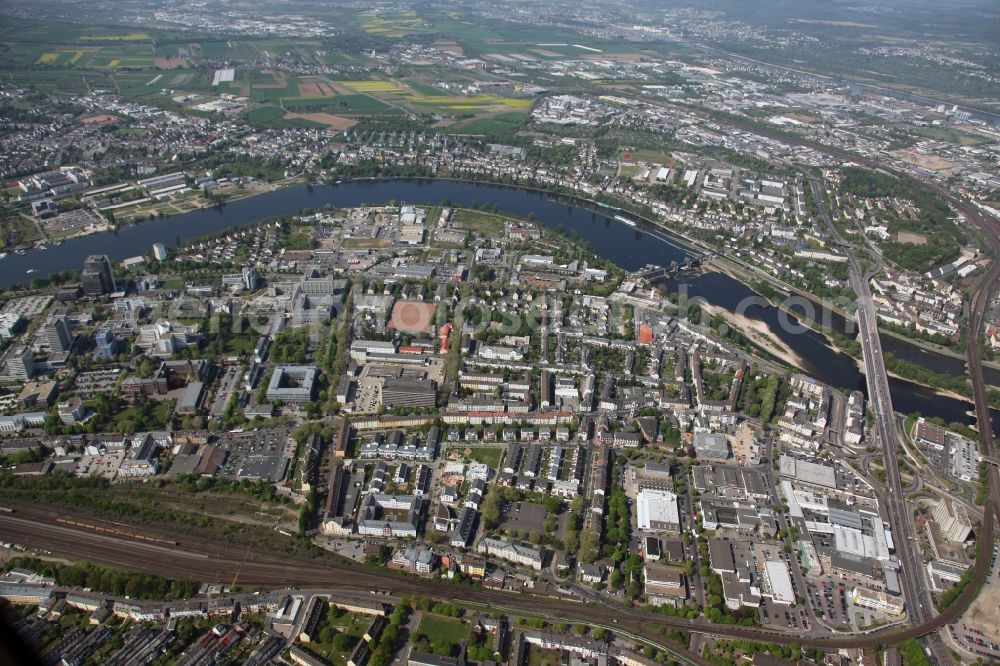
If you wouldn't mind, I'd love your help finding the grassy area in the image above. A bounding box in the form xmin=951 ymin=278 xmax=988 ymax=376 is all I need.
xmin=0 ymin=212 xmax=44 ymax=248
xmin=903 ymin=124 xmax=986 ymax=146
xmin=415 ymin=613 xmax=471 ymax=645
xmin=112 ymin=400 xmax=174 ymax=431
xmin=467 ymin=447 xmax=503 ymax=468
xmin=528 ymin=647 xmax=564 ymax=666
xmin=246 ymin=106 xmax=286 ymax=123
xmin=446 ymin=111 xmax=529 ymax=135
xmin=224 ymin=334 xmax=257 ymax=356
xmin=451 ymin=209 xmax=507 ymax=237
xmin=620 ymin=148 xmax=674 ymax=165
xmin=296 ymin=607 xmax=368 ymax=664
xmin=0 ymin=477 xmax=300 ymax=544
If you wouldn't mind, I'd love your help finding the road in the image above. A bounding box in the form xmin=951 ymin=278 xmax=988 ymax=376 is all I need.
xmin=808 ymin=179 xmax=950 ymax=662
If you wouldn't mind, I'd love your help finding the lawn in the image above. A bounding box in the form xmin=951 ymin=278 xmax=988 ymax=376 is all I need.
xmin=224 ymin=335 xmax=257 ymax=356
xmin=620 ymin=148 xmax=674 ymax=165
xmin=415 ymin=613 xmax=471 ymax=646
xmin=451 ymin=209 xmax=508 ymax=237
xmin=528 ymin=647 xmax=564 ymax=666
xmin=297 ymin=606 xmax=368 ymax=665
xmin=111 ymin=400 xmax=175 ymax=431
xmin=467 ymin=447 xmax=503 ymax=468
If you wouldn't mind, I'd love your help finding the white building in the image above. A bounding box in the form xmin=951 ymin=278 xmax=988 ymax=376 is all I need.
xmin=636 ymin=489 xmax=681 ymax=533
xmin=477 ymin=537 xmax=543 ymax=570
xmin=763 ymin=561 xmax=794 ymax=605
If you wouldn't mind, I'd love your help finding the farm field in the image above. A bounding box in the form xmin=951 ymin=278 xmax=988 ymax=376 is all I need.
xmin=0 ymin=18 xmax=533 ymax=133
xmin=235 ymin=73 xmax=533 ymax=131
xmin=358 ymin=10 xmax=435 ymax=37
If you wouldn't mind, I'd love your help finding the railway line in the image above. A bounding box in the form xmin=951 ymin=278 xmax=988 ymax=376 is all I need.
xmin=54 ymin=517 xmax=179 ymax=546
xmin=4 ymin=108 xmax=998 ymax=659
xmin=0 ymin=502 xmax=993 ymax=653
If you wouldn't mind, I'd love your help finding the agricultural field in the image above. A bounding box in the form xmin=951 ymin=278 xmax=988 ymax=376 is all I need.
xmin=357 ymin=10 xmax=435 ymax=37
xmin=424 ymin=14 xmax=651 ymax=61
xmin=0 ymin=18 xmax=532 ymax=133
xmin=0 ymin=21 xmax=157 ymax=71
xmin=234 ymin=72 xmax=532 ymax=131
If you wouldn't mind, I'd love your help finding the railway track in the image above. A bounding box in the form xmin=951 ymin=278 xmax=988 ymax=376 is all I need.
xmin=0 ymin=503 xmax=993 ymax=651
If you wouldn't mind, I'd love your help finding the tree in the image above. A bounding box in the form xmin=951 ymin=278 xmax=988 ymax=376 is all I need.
xmin=578 ymin=528 xmax=599 ymax=563
xmin=481 ymin=485 xmax=502 ymax=529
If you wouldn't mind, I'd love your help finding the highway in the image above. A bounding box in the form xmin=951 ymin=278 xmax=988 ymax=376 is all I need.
xmin=6 ymin=115 xmax=999 ymax=658
xmin=808 ymin=179 xmax=950 ymax=662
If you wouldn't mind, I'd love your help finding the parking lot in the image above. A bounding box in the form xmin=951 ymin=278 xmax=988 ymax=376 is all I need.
xmin=351 ymin=377 xmax=382 ymax=413
xmin=210 ymin=365 xmax=241 ymax=417
xmin=498 ymin=501 xmax=548 ymax=535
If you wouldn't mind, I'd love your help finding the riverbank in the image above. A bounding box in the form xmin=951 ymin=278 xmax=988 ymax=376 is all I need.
xmin=0 ymin=176 xmax=987 ymax=430
xmin=15 ymin=172 xmax=984 ymax=372
xmin=698 ymin=299 xmax=808 ymax=370
xmin=709 ymin=254 xmax=1000 ymax=371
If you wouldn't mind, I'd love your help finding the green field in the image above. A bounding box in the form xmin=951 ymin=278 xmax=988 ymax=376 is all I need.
xmin=415 ymin=613 xmax=471 ymax=646
xmin=452 ymin=210 xmax=509 ymax=237
xmin=467 ymin=447 xmax=503 ymax=468
xmin=446 ymin=111 xmax=528 ymax=135
xmin=245 ymin=106 xmax=286 ymax=123
xmin=283 ymin=117 xmax=330 ymax=129
xmin=280 ymin=94 xmax=397 ymax=114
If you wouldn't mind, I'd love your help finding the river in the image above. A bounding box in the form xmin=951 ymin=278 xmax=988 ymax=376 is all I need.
xmin=3 ymin=179 xmax=994 ymax=434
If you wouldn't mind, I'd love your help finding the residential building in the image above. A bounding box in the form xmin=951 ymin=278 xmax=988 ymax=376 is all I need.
xmin=477 ymin=536 xmax=543 ymax=571
xmin=932 ymin=498 xmax=973 ymax=543
xmin=851 ymin=587 xmax=905 ymax=615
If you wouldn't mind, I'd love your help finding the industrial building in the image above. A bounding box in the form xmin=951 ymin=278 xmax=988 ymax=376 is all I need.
xmin=636 ymin=489 xmax=681 ymax=533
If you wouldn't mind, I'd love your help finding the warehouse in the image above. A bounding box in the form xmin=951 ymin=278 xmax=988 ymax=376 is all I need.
xmin=636 ymin=489 xmax=681 ymax=532
xmin=763 ymin=561 xmax=794 ymax=605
